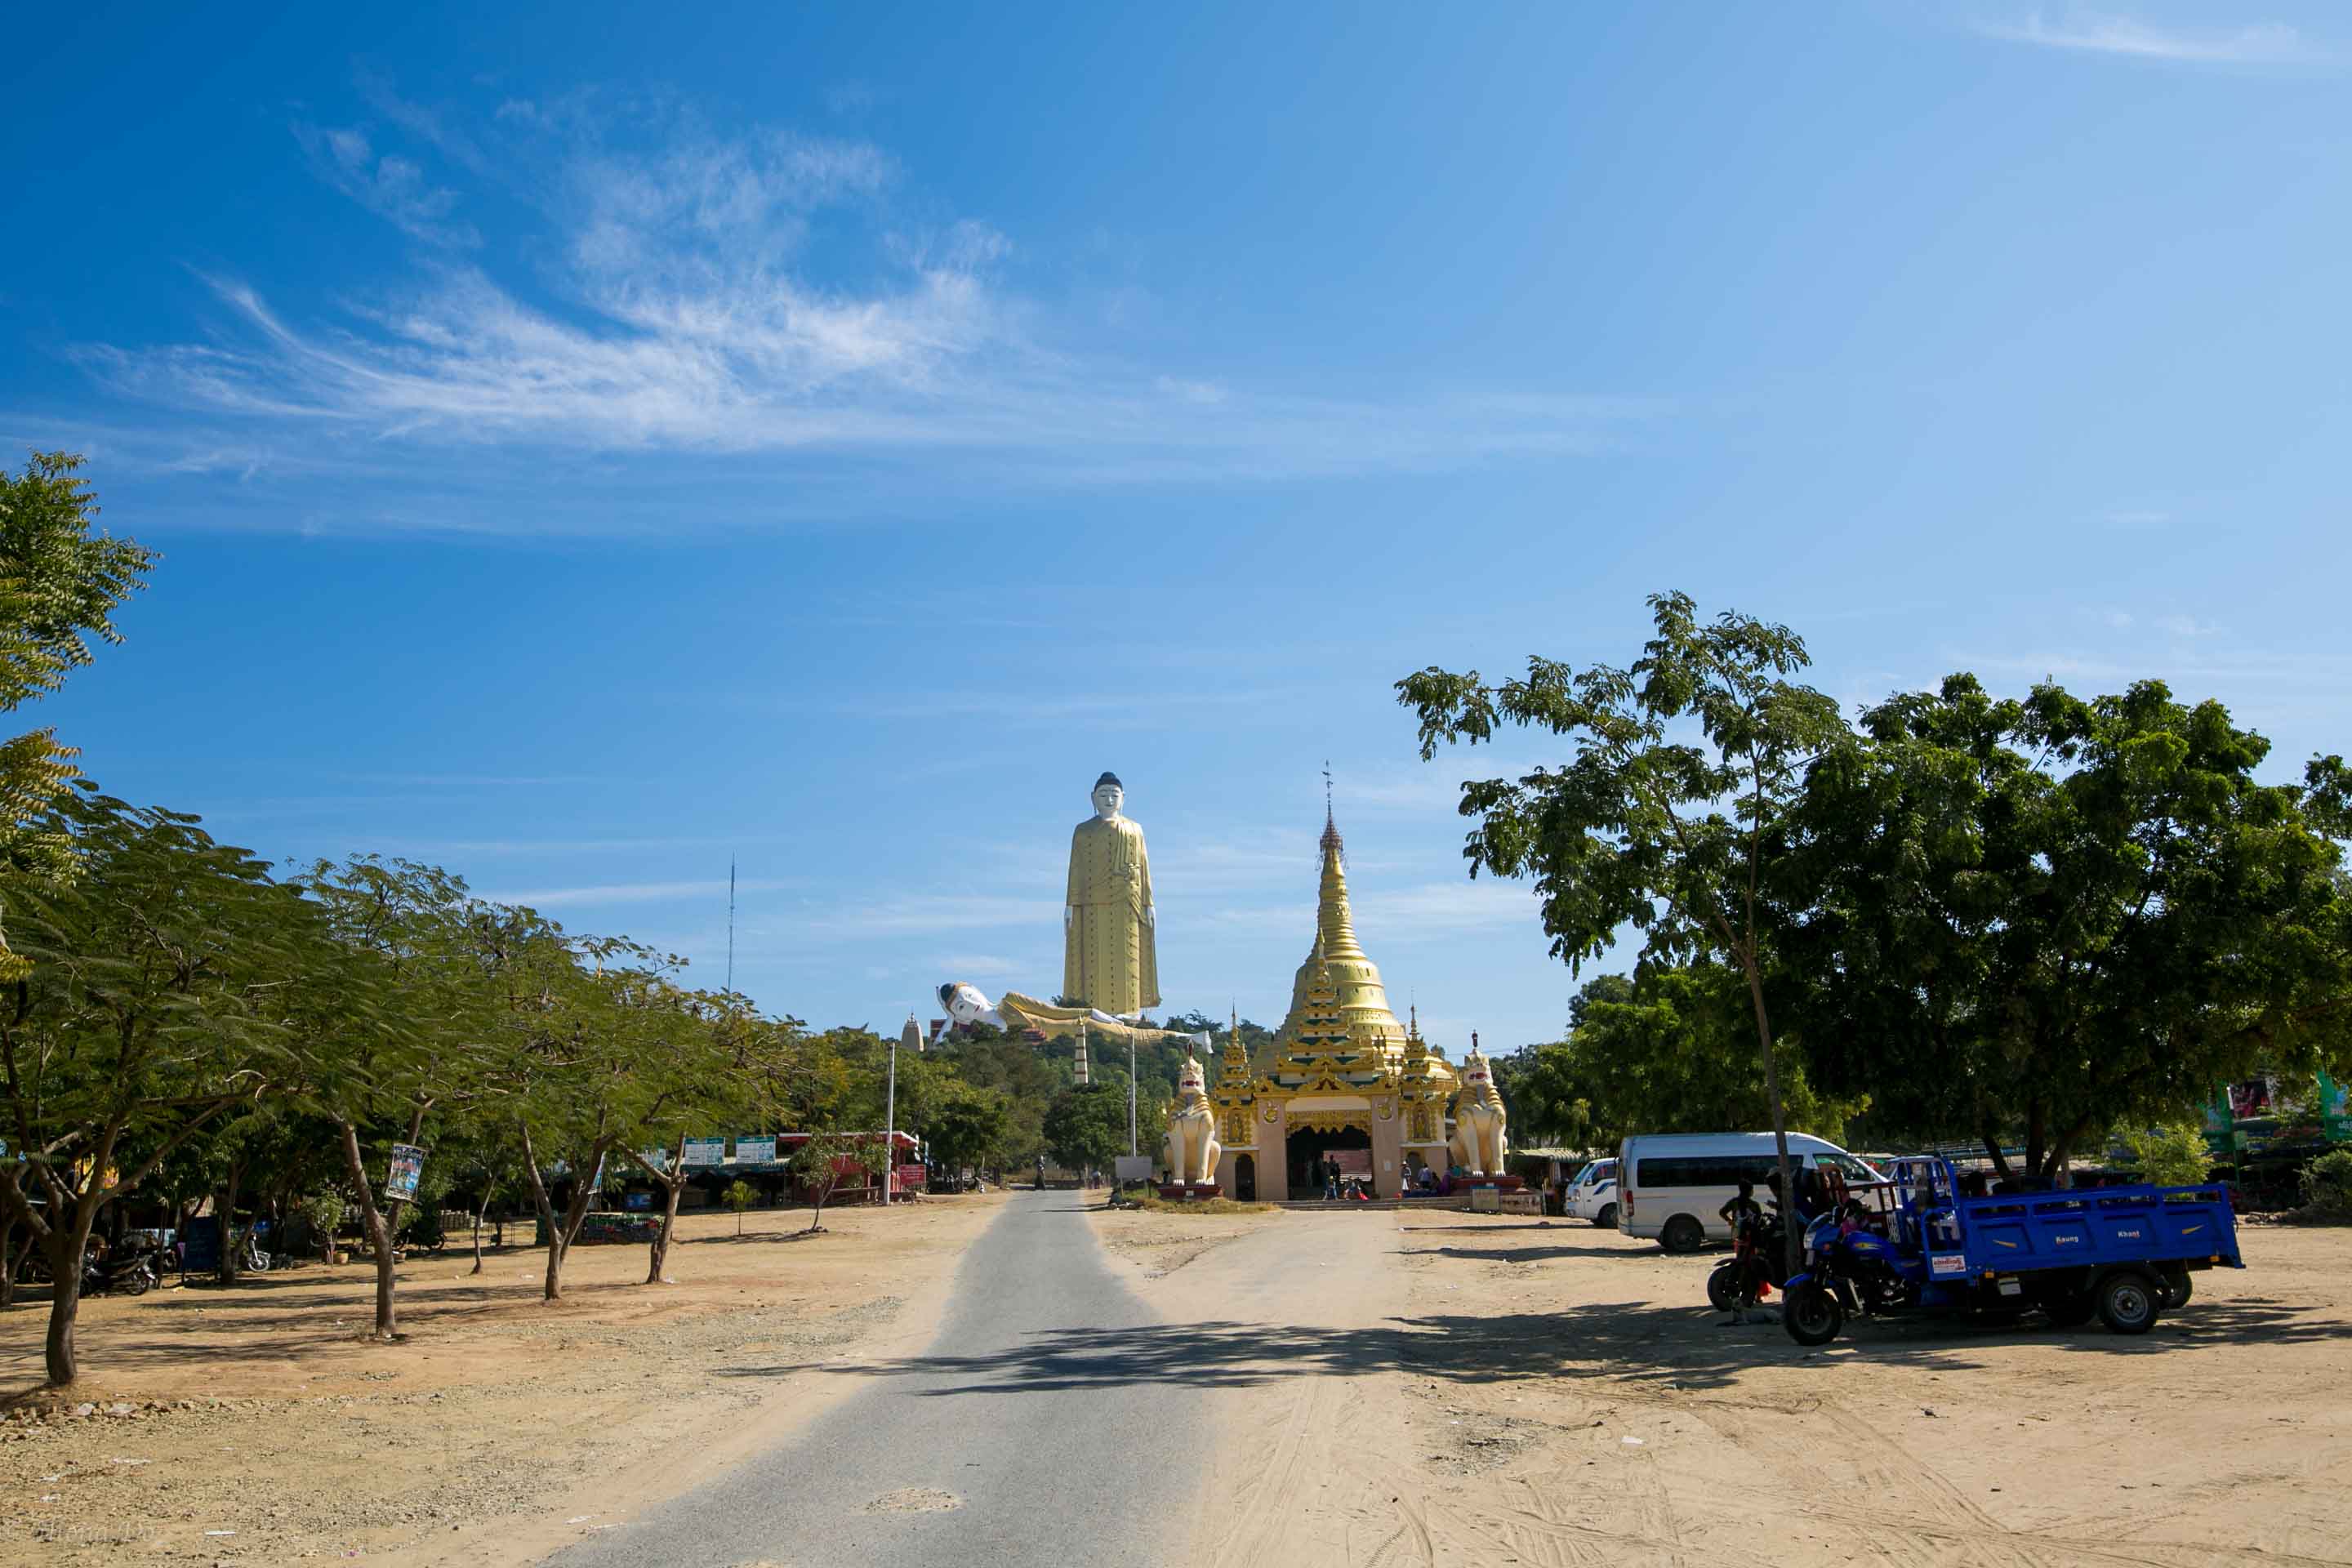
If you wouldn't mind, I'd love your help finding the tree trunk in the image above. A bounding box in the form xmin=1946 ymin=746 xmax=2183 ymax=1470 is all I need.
xmin=1980 ymin=1120 xmax=2015 ymax=1185
xmin=45 ymin=1262 xmax=82 ymax=1385
xmin=215 ymin=1156 xmax=245 ymax=1285
xmin=516 ymin=1122 xmax=571 ymax=1303
xmin=1 ymin=1219 xmax=16 ymax=1310
xmin=41 ymin=1203 xmax=99 ymax=1386
xmin=470 ymin=1187 xmax=492 ymax=1276
xmin=2026 ymin=1101 xmax=2048 ymax=1187
xmin=647 ymin=1178 xmax=684 ymax=1284
xmin=1736 ymin=947 xmax=1804 ymax=1281
xmin=644 ymin=1133 xmax=688 ymax=1285
xmin=334 ymin=1119 xmax=403 ymax=1341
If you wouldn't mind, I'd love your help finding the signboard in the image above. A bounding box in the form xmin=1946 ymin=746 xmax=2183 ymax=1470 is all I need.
xmin=682 ymin=1137 xmax=726 ymax=1168
xmin=733 ymin=1134 xmax=777 ymax=1166
xmin=623 ymin=1191 xmax=654 ymax=1212
xmin=1469 ymin=1185 xmax=1501 ymax=1213
xmin=182 ymin=1215 xmax=221 ymax=1273
xmin=385 ymin=1144 xmax=425 ymax=1205
xmin=1113 ymin=1155 xmax=1156 ymax=1184
xmin=2321 ymin=1071 xmax=2351 ymax=1144
xmin=1331 ymin=1149 xmax=1374 ymax=1180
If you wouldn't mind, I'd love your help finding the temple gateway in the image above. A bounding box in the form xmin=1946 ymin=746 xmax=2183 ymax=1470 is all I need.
xmin=1209 ymin=808 xmax=1465 ymax=1200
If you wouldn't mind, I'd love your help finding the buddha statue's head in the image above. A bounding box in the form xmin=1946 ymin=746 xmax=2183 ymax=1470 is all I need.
xmin=1091 ymin=770 xmax=1125 ymax=821
xmin=939 ymin=982 xmax=994 ymax=1027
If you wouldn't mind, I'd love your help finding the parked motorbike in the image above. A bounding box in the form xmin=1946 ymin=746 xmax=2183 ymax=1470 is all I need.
xmin=1705 ymin=1213 xmax=1788 ymax=1312
xmin=82 ymin=1245 xmax=158 ymax=1298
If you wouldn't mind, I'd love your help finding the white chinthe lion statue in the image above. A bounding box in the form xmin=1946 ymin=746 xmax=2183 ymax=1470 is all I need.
xmin=1450 ymin=1040 xmax=1509 ymax=1177
xmin=1163 ymin=1054 xmax=1222 ymax=1186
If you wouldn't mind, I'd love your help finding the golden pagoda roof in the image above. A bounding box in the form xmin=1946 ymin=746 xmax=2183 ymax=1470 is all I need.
xmin=1264 ymin=806 xmax=1413 ymax=1070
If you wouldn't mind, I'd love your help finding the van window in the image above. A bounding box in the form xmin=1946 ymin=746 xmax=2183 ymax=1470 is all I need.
xmin=1634 ymin=1154 xmax=1778 ymax=1188
xmin=1819 ymin=1153 xmax=1877 ymax=1182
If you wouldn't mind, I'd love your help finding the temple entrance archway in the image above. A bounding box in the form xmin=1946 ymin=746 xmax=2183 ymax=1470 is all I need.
xmin=1233 ymin=1153 xmax=1256 ymax=1201
xmin=1288 ymin=1123 xmax=1371 ymax=1196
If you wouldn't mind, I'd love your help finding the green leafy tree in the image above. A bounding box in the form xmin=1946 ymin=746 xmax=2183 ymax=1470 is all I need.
xmin=293 ymin=857 xmax=496 ymax=1339
xmin=0 ymin=452 xmax=154 ymax=982
xmin=496 ymin=926 xmax=693 ymax=1302
xmin=2301 ymin=1149 xmax=2352 ymax=1216
xmin=925 ymin=1083 xmax=1012 ymax=1177
xmin=0 ymin=791 xmax=292 ymax=1384
xmin=613 ymin=989 xmax=781 ymax=1285
xmin=722 ymin=1178 xmax=756 ymax=1235
xmin=1502 ymin=965 xmax=1864 ymax=1152
xmin=1041 ymin=1082 xmax=1127 ymax=1174
xmin=2118 ymin=1124 xmax=2212 ymax=1187
xmin=790 ymin=1130 xmax=881 ymax=1233
xmin=1399 ymin=590 xmax=1847 ymax=1272
xmin=1779 ymin=675 xmax=2352 ymax=1183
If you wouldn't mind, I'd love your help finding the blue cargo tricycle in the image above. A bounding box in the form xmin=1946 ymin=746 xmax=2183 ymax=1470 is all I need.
xmin=1780 ymin=1157 xmax=2242 ymax=1347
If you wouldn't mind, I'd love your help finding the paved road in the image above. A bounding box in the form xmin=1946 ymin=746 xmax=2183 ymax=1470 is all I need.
xmin=546 ymin=1190 xmax=1205 ymax=1568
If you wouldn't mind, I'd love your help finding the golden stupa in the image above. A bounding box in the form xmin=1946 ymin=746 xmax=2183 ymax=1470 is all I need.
xmin=1265 ymin=807 xmax=1410 ymax=1068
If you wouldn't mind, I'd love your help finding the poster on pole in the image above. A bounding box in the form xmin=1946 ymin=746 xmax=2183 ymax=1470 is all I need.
xmin=733 ymin=1134 xmax=777 ymax=1166
xmin=385 ymin=1144 xmax=425 ymax=1204
xmin=682 ymin=1137 xmax=726 ymax=1168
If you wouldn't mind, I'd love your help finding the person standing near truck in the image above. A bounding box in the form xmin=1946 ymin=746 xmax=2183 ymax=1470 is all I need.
xmin=1718 ymin=1180 xmax=1767 ymax=1324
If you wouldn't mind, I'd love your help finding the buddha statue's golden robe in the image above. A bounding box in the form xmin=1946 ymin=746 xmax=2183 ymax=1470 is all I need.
xmin=1064 ymin=811 xmax=1159 ymax=1015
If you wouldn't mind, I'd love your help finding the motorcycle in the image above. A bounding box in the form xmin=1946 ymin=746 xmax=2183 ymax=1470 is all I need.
xmin=82 ymin=1244 xmax=158 ymax=1298
xmin=1781 ymin=1209 xmax=1922 ymax=1345
xmin=1707 ymin=1212 xmax=1788 ymax=1312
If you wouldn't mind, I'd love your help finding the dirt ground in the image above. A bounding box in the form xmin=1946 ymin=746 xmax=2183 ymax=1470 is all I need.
xmin=1092 ymin=1203 xmax=2352 ymax=1567
xmin=0 ymin=1193 xmax=1008 ymax=1566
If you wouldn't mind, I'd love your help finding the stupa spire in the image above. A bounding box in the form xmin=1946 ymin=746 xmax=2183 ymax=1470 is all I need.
xmin=1316 ymin=803 xmax=1366 ymax=963
xmin=1274 ymin=793 xmax=1405 ymax=1058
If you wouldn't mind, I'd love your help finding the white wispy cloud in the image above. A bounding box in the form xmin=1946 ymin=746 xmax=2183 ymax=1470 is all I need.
xmin=73 ymin=85 xmax=1650 ymax=506
xmin=481 ymin=875 xmax=795 ymax=908
xmin=1976 ymin=11 xmax=2318 ymax=64
xmin=937 ymin=953 xmax=1022 ymax=978
xmin=293 ymin=123 xmax=478 ymax=247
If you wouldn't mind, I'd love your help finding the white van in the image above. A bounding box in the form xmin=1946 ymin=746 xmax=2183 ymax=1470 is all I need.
xmin=1561 ymin=1157 xmax=1619 ymax=1227
xmin=1616 ymin=1132 xmax=1883 ymax=1252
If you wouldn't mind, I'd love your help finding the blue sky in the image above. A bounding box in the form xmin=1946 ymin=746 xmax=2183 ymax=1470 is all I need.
xmin=6 ymin=2 xmax=2348 ymax=1050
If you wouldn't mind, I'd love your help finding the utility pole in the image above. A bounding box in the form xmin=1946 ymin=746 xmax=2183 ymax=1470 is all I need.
xmin=881 ymin=1018 xmax=899 ymax=1207
xmin=1128 ymin=1031 xmax=1138 ymax=1157
xmin=725 ymin=857 xmax=737 ymax=994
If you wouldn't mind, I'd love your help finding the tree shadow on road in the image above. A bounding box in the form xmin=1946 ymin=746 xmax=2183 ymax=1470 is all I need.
xmin=719 ymin=1296 xmax=2348 ymax=1398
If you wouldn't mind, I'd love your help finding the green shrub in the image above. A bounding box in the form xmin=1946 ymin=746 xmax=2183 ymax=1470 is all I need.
xmin=2301 ymin=1149 xmax=2352 ymax=1217
xmin=2118 ymin=1123 xmax=2212 ymax=1187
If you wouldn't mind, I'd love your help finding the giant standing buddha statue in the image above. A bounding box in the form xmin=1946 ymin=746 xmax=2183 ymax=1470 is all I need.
xmin=1064 ymin=770 xmax=1160 ymax=1017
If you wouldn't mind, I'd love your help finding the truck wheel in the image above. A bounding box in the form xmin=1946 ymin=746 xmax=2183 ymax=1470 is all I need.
xmin=1660 ymin=1214 xmax=1704 ymax=1254
xmin=1594 ymin=1203 xmax=1618 ymax=1231
xmin=2097 ymin=1270 xmax=2161 ymax=1334
xmin=1707 ymin=1261 xmax=1739 ymax=1312
xmin=1784 ymin=1283 xmax=1845 ymax=1347
xmin=2157 ymin=1266 xmax=2192 ymax=1309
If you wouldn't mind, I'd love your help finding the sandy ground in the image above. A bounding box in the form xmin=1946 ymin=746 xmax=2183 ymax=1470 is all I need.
xmin=1093 ymin=1203 xmax=2352 ymax=1567
xmin=0 ymin=1193 xmax=1007 ymax=1566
